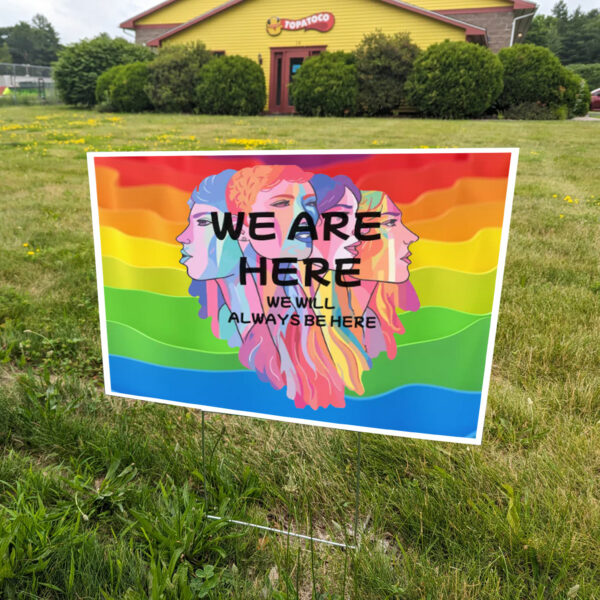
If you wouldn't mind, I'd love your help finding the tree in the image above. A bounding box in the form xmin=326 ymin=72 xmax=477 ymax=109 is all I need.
xmin=525 ymin=15 xmax=561 ymax=56
xmin=525 ymin=2 xmax=600 ymax=65
xmin=0 ymin=43 xmax=10 ymax=63
xmin=552 ymin=0 xmax=568 ymax=22
xmin=53 ymin=34 xmax=153 ymax=106
xmin=5 ymin=14 xmax=61 ymax=65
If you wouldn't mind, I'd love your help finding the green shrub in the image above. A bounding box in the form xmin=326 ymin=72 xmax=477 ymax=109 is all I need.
xmin=53 ymin=34 xmax=153 ymax=107
xmin=567 ymin=64 xmax=600 ymax=90
xmin=110 ymin=62 xmax=152 ymax=112
xmin=497 ymin=44 xmax=565 ymax=109
xmin=562 ymin=69 xmax=590 ymax=117
xmin=354 ymin=31 xmax=421 ymax=116
xmin=289 ymin=51 xmax=357 ymax=117
xmin=501 ymin=102 xmax=564 ymax=120
xmin=405 ymin=41 xmax=503 ymax=119
xmin=145 ymin=43 xmax=213 ymax=113
xmin=95 ymin=64 xmax=125 ymax=107
xmin=195 ymin=55 xmax=265 ymax=115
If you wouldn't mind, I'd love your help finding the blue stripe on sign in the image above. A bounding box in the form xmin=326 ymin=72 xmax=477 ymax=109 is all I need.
xmin=108 ymin=355 xmax=480 ymax=439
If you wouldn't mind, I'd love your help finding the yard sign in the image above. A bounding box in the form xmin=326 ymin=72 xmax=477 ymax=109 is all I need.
xmin=88 ymin=149 xmax=518 ymax=444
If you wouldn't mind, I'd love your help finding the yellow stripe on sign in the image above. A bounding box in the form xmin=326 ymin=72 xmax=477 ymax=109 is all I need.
xmin=100 ymin=226 xmax=183 ymax=270
xmin=410 ymin=267 xmax=497 ymax=314
xmin=410 ymin=228 xmax=502 ymax=273
xmin=102 ymin=256 xmax=190 ymax=296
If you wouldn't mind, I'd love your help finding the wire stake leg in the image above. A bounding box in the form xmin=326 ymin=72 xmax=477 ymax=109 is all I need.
xmin=354 ymin=432 xmax=362 ymax=548
xmin=201 ymin=411 xmax=208 ymax=510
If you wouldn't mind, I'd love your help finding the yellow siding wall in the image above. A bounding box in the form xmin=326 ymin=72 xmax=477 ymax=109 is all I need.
xmin=411 ymin=0 xmax=511 ymax=9
xmin=162 ymin=0 xmax=466 ymax=103
xmin=137 ymin=0 xmax=224 ymax=25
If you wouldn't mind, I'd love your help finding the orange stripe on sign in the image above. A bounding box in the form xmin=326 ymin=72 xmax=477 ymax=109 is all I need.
xmin=96 ymin=166 xmax=191 ymax=222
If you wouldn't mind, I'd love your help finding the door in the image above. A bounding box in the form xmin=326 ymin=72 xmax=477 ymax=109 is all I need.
xmin=269 ymin=46 xmax=326 ymax=114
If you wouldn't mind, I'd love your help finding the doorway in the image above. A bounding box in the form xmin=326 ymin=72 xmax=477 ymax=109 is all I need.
xmin=269 ymin=46 xmax=326 ymax=114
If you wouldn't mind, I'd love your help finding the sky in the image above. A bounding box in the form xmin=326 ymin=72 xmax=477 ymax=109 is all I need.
xmin=2 ymin=0 xmax=600 ymax=45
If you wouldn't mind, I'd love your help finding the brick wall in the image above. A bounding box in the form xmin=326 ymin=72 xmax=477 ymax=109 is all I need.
xmin=451 ymin=11 xmax=515 ymax=52
xmin=134 ymin=26 xmax=176 ymax=46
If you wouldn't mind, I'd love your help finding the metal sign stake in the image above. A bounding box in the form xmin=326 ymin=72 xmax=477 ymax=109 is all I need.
xmin=200 ymin=412 xmax=362 ymax=551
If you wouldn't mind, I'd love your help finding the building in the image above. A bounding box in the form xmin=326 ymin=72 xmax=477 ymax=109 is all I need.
xmin=120 ymin=0 xmax=537 ymax=114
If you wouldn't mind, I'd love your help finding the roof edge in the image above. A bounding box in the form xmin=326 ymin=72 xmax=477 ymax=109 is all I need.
xmin=120 ymin=0 xmax=181 ymax=29
xmin=378 ymin=0 xmax=487 ymax=35
xmin=147 ymin=0 xmax=244 ymax=46
xmin=513 ymin=0 xmax=537 ymax=10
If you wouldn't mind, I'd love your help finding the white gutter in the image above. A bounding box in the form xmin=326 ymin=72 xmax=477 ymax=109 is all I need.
xmin=510 ymin=6 xmax=538 ymax=46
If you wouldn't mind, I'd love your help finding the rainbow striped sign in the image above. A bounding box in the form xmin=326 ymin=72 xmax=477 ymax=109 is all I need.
xmin=88 ymin=150 xmax=518 ymax=444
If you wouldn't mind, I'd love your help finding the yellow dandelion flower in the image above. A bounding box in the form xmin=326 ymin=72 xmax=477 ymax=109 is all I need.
xmin=552 ymin=194 xmax=557 ymax=198
xmin=27 ymin=251 xmax=35 ymax=256
xmin=23 ymin=242 xmax=29 ymax=247
xmin=559 ymin=214 xmax=564 ymax=218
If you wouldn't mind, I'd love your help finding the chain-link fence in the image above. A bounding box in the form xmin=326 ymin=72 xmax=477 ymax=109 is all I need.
xmin=0 ymin=63 xmax=52 ymax=78
xmin=0 ymin=62 xmax=59 ymax=104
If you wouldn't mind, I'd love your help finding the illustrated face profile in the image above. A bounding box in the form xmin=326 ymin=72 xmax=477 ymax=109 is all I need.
xmin=176 ymin=171 xmax=240 ymax=280
xmin=226 ymin=166 xmax=317 ymax=261
xmin=251 ymin=179 xmax=317 ymax=260
xmin=356 ymin=191 xmax=419 ymax=283
xmin=311 ymin=174 xmax=360 ymax=265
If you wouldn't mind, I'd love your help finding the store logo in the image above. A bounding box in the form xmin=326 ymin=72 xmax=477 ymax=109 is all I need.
xmin=266 ymin=12 xmax=335 ymax=36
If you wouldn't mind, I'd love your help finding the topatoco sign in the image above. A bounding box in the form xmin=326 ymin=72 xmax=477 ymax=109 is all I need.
xmin=266 ymin=12 xmax=335 ymax=35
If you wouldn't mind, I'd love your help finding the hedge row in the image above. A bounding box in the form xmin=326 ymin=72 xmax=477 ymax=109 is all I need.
xmin=292 ymin=40 xmax=590 ymax=119
xmin=56 ymin=36 xmax=265 ymax=115
xmin=95 ymin=43 xmax=265 ymax=116
xmin=55 ymin=34 xmax=590 ymax=119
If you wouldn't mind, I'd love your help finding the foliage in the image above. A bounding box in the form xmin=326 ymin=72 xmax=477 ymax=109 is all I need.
xmin=354 ymin=31 xmax=420 ymax=116
xmin=145 ymin=43 xmax=213 ymax=113
xmin=0 ymin=42 xmax=12 ymax=63
xmin=524 ymin=1 xmax=600 ymax=65
xmin=497 ymin=44 xmax=565 ymax=110
xmin=97 ymin=62 xmax=152 ymax=113
xmin=562 ymin=69 xmax=590 ymax=117
xmin=1 ymin=14 xmax=61 ymax=65
xmin=524 ymin=15 xmax=562 ymax=56
xmin=95 ymin=64 xmax=125 ymax=106
xmin=500 ymin=102 xmax=564 ymax=120
xmin=405 ymin=40 xmax=503 ymax=119
xmin=567 ymin=63 xmax=600 ymax=91
xmin=289 ymin=51 xmax=358 ymax=117
xmin=53 ymin=34 xmax=153 ymax=107
xmin=195 ymin=55 xmax=265 ymax=115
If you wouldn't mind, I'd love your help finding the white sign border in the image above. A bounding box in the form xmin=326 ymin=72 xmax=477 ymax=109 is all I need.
xmin=87 ymin=148 xmax=519 ymax=446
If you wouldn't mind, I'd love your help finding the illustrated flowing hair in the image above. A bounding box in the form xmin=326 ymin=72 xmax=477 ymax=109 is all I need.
xmin=185 ymin=170 xmax=285 ymax=389
xmin=355 ymin=190 xmax=420 ymax=359
xmin=226 ymin=165 xmax=314 ymax=213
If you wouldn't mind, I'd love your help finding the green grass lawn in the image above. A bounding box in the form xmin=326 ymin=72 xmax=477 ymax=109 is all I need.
xmin=1 ymin=105 xmax=599 ymax=599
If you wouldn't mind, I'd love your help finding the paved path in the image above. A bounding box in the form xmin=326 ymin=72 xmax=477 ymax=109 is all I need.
xmin=573 ymin=114 xmax=600 ymax=121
